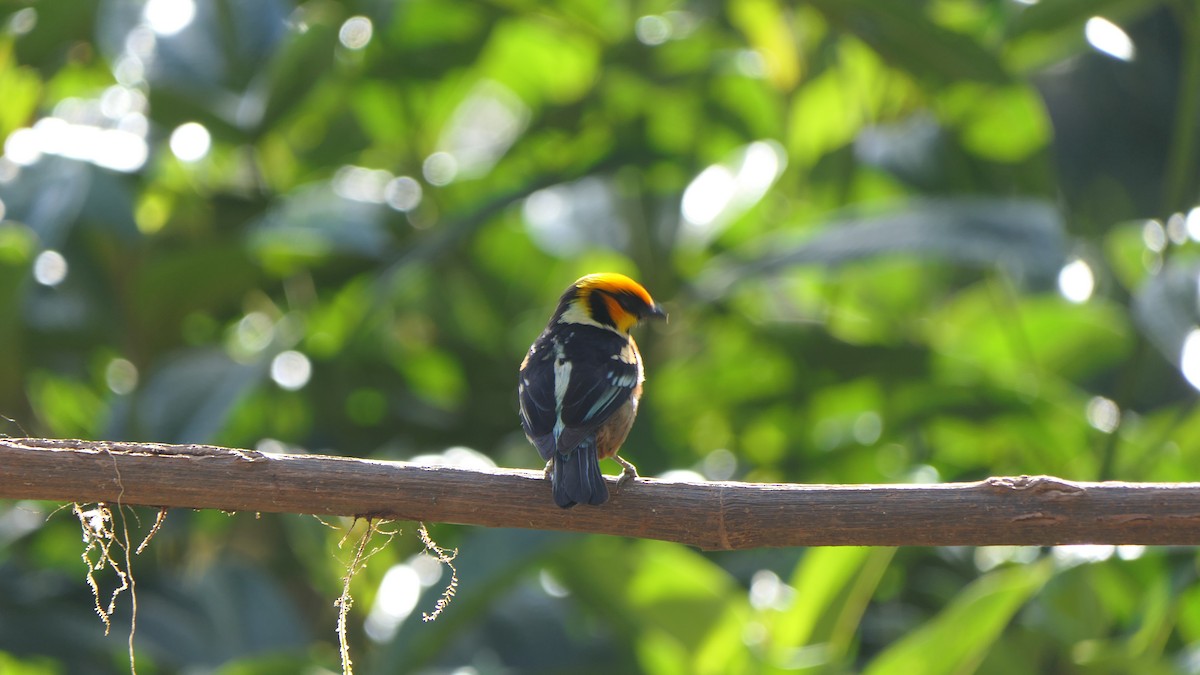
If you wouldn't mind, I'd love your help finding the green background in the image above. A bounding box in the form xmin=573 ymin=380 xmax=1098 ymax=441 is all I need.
xmin=2 ymin=0 xmax=1200 ymax=672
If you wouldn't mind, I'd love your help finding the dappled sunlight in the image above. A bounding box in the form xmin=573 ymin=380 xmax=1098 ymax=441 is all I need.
xmin=144 ymin=0 xmax=195 ymax=37
xmin=680 ymin=140 xmax=786 ymax=243
xmin=364 ymin=554 xmax=445 ymax=642
xmin=538 ymin=569 xmax=570 ymax=598
xmin=364 ymin=563 xmax=421 ymax=641
xmin=974 ymin=546 xmax=1040 ymax=572
xmin=433 ymin=81 xmax=529 ymax=183
xmin=523 ymin=177 xmax=629 ymax=256
xmin=4 ymin=118 xmax=148 ymax=173
xmin=0 ymin=502 xmax=45 ymax=548
xmin=1180 ymin=328 xmax=1200 ymax=390
xmin=333 ymin=166 xmax=424 ymax=213
xmin=657 ymin=468 xmax=706 ymax=482
xmin=410 ymin=446 xmax=497 ymax=470
xmin=1187 ymin=207 xmax=1200 ymax=241
xmin=333 ymin=166 xmax=392 ymax=204
xmin=1085 ymin=17 xmax=1136 ymax=62
xmin=1052 ymin=544 xmax=1116 ymax=567
xmin=748 ymin=569 xmax=795 ymax=611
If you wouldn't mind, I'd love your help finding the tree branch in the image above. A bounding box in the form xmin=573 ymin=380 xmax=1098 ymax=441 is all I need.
xmin=3 ymin=437 xmax=1200 ymax=550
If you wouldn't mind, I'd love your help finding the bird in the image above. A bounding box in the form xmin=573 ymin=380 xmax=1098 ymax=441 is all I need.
xmin=518 ymin=273 xmax=667 ymax=508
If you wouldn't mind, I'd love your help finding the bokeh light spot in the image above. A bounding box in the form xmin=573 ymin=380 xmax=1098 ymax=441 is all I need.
xmin=682 ymin=165 xmax=736 ymax=227
xmin=144 ymin=0 xmax=196 ymax=37
xmin=1186 ymin=207 xmax=1200 ymax=241
xmin=539 ymin=569 xmax=570 ymax=598
xmin=384 ymin=176 xmax=423 ymax=212
xmin=105 ymin=358 xmax=139 ymax=395
xmin=339 ymin=16 xmax=373 ymax=50
xmin=4 ymin=128 xmax=42 ymax=166
xmin=169 ymin=122 xmax=211 ymax=162
xmin=1085 ymin=17 xmax=1135 ymax=61
xmin=1180 ymin=329 xmax=1200 ymax=391
xmin=422 ymin=152 xmax=458 ymax=186
xmin=635 ymin=15 xmax=671 ymax=45
xmin=702 ymin=448 xmax=737 ymax=480
xmin=748 ymin=570 xmax=794 ymax=611
xmin=9 ymin=8 xmax=37 ymax=35
xmin=853 ymin=411 xmax=883 ymax=445
xmin=364 ymin=563 xmax=421 ymax=642
xmin=1085 ymin=396 xmax=1120 ymax=433
xmin=1057 ymin=258 xmax=1095 ymax=304
xmin=33 ymin=250 xmax=67 ymax=286
xmin=1142 ymin=219 xmax=1166 ymax=252
xmin=271 ymin=350 xmax=312 ymax=391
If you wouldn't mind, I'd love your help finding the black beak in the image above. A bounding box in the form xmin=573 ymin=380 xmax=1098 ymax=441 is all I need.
xmin=647 ymin=303 xmax=668 ymax=322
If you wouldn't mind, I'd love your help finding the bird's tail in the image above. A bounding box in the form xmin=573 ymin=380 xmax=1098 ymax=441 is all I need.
xmin=553 ymin=437 xmax=609 ymax=508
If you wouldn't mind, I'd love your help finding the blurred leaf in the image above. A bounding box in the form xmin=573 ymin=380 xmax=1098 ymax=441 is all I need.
xmin=1132 ymin=261 xmax=1200 ymax=368
xmin=134 ymin=348 xmax=266 ymax=444
xmin=0 ymin=52 xmax=41 ymax=137
xmin=864 ymin=560 xmax=1053 ymax=675
xmin=930 ymin=289 xmax=1134 ymax=386
xmin=730 ymin=0 xmax=800 ymax=91
xmin=480 ymin=18 xmax=599 ymax=106
xmin=27 ymin=371 xmax=105 ymax=438
xmin=134 ymin=244 xmax=256 ymax=321
xmin=1007 ymin=0 xmax=1156 ymax=37
xmin=368 ymin=529 xmax=563 ymax=674
xmin=249 ymin=184 xmax=393 ymax=273
xmin=770 ymin=547 xmax=887 ymax=658
xmin=0 ymin=157 xmax=92 ymax=249
xmin=11 ymin=0 xmax=96 ymax=73
xmin=257 ymin=18 xmax=338 ymax=134
xmin=940 ymin=84 xmax=1051 ymax=162
xmin=636 ymin=630 xmax=690 ymax=675
xmin=0 ymin=221 xmax=36 ymax=265
xmin=700 ymin=198 xmax=1067 ymax=298
xmin=134 ymin=562 xmax=310 ymax=669
xmin=787 ymin=40 xmax=905 ymax=168
xmin=1105 ymin=221 xmax=1153 ymax=291
xmin=626 ymin=541 xmax=739 ymax=645
xmin=810 ymin=0 xmax=1010 ymax=84
xmin=0 ymin=651 xmax=59 ymax=675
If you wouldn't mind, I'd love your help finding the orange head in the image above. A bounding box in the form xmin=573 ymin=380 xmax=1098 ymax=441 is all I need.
xmin=554 ymin=273 xmax=667 ymax=333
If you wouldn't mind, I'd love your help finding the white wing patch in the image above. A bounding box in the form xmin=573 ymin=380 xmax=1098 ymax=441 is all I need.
xmin=606 ymin=369 xmax=639 ymax=388
xmin=552 ymin=340 xmax=571 ymax=444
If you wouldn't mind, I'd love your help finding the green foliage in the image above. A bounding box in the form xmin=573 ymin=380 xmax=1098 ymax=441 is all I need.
xmin=1 ymin=0 xmax=1199 ymax=672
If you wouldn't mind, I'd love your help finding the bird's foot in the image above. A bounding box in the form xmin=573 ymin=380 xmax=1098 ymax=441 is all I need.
xmin=543 ymin=458 xmax=554 ymax=480
xmin=614 ymin=455 xmax=639 ymax=489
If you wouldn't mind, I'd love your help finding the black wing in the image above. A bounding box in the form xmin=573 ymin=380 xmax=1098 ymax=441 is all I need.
xmin=518 ymin=340 xmax=558 ymax=460
xmin=553 ymin=336 xmax=641 ymax=456
xmin=519 ymin=328 xmax=643 ymax=460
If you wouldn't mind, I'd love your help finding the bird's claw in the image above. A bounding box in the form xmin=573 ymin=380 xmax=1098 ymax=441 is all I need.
xmin=543 ymin=458 xmax=554 ymax=480
xmin=614 ymin=455 xmax=638 ymax=489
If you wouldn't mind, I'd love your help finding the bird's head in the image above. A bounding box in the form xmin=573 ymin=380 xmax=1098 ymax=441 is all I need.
xmin=555 ymin=273 xmax=667 ymax=334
